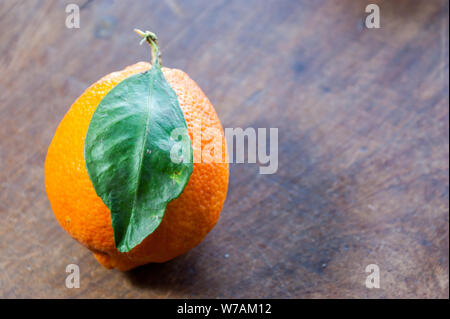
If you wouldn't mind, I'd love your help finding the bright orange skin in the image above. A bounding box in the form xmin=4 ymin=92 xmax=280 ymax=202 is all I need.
xmin=45 ymin=62 xmax=229 ymax=271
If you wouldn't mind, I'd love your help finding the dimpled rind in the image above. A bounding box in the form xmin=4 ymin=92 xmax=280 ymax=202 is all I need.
xmin=45 ymin=62 xmax=229 ymax=270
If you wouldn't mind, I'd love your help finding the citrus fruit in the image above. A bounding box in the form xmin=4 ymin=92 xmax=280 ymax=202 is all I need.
xmin=45 ymin=30 xmax=229 ymax=271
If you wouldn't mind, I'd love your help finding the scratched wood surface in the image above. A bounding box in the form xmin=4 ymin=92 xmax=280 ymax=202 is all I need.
xmin=0 ymin=0 xmax=448 ymax=298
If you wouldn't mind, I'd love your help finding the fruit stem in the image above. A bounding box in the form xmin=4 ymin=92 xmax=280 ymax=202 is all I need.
xmin=134 ymin=29 xmax=162 ymax=66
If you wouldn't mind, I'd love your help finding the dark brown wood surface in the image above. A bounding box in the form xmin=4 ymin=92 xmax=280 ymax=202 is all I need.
xmin=0 ymin=0 xmax=448 ymax=298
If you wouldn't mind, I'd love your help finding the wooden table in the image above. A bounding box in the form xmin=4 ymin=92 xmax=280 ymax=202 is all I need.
xmin=0 ymin=0 xmax=448 ymax=298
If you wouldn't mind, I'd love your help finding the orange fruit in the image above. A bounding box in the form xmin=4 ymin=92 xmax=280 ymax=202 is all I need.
xmin=45 ymin=61 xmax=229 ymax=271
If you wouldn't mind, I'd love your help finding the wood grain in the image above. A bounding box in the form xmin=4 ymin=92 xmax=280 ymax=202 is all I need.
xmin=0 ymin=0 xmax=448 ymax=298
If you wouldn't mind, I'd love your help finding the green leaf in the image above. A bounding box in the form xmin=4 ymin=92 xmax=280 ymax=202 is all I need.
xmin=84 ymin=63 xmax=193 ymax=253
